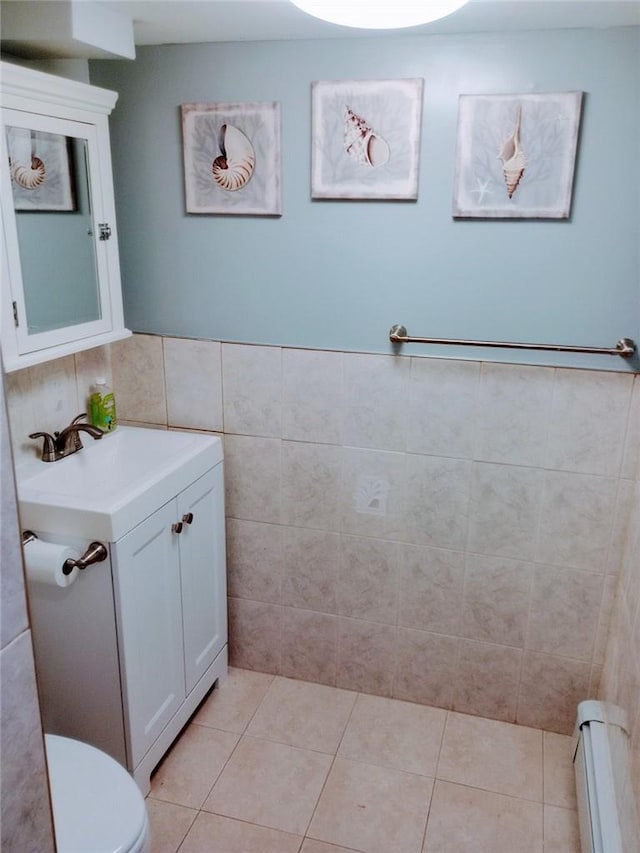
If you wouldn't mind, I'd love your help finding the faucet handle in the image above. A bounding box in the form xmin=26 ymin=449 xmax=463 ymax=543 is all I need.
xmin=57 ymin=414 xmax=91 ymax=454
xmin=29 ymin=431 xmax=57 ymax=463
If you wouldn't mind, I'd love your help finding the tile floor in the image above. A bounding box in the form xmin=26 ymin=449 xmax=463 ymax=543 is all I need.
xmin=146 ymin=668 xmax=581 ymax=853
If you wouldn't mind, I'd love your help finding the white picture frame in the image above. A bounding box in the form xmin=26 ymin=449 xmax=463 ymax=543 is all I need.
xmin=181 ymin=101 xmax=282 ymax=216
xmin=311 ymin=78 xmax=424 ymax=200
xmin=452 ymin=91 xmax=583 ymax=219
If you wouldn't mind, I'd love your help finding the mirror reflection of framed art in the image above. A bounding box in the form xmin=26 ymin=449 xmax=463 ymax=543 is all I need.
xmin=7 ymin=126 xmax=76 ymax=212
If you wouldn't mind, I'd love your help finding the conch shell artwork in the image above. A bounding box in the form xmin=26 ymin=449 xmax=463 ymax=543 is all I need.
xmin=10 ymin=155 xmax=46 ymax=190
xmin=343 ymin=106 xmax=390 ymax=168
xmin=211 ymin=123 xmax=255 ymax=192
xmin=498 ymin=104 xmax=526 ymax=199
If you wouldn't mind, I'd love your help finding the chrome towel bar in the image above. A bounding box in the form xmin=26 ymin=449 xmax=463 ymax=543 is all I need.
xmin=389 ymin=325 xmax=637 ymax=359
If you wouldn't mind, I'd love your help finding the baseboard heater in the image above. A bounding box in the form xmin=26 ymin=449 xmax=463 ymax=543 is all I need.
xmin=573 ymin=700 xmax=628 ymax=853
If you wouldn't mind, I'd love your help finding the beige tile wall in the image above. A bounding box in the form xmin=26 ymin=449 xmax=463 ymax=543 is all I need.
xmin=6 ymin=333 xmax=639 ymax=737
xmin=0 ymin=370 xmax=55 ymax=852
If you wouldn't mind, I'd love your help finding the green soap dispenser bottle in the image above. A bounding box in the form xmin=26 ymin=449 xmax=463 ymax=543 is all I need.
xmin=89 ymin=377 xmax=117 ymax=433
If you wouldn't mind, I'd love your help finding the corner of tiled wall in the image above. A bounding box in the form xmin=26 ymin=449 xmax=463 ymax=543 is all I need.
xmin=599 ymin=373 xmax=640 ymax=845
xmin=0 ymin=367 xmax=55 ymax=852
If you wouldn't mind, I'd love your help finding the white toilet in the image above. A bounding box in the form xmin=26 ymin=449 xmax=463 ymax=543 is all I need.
xmin=45 ymin=734 xmax=150 ymax=853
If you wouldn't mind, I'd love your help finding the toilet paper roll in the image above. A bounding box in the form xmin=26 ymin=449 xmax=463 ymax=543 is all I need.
xmin=24 ymin=538 xmax=80 ymax=588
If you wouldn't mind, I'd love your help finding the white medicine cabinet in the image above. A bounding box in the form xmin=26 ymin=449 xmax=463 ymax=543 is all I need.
xmin=0 ymin=61 xmax=130 ymax=372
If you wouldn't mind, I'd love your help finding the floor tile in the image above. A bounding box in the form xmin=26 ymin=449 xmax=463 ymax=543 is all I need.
xmin=145 ymin=799 xmax=197 ymax=853
xmin=338 ymin=693 xmax=446 ymax=776
xmin=178 ymin=812 xmax=302 ymax=853
xmin=543 ymin=804 xmax=581 ymax=853
xmin=203 ymin=735 xmax=332 ymax=835
xmin=247 ymin=676 xmax=356 ymax=753
xmin=423 ymin=781 xmax=543 ymax=853
xmin=308 ymin=756 xmax=433 ymax=853
xmin=150 ymin=724 xmax=239 ymax=809
xmin=144 ymin=670 xmax=581 ymax=853
xmin=543 ymin=731 xmax=578 ymax=809
xmin=437 ymin=711 xmax=543 ymax=801
xmin=194 ymin=667 xmax=274 ymax=733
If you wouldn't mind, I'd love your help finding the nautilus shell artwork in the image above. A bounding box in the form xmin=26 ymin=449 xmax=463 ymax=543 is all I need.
xmin=343 ymin=106 xmax=390 ymax=168
xmin=211 ymin=123 xmax=256 ymax=192
xmin=10 ymin=155 xmax=46 ymax=189
xmin=181 ymin=102 xmax=281 ymax=215
xmin=498 ymin=104 xmax=526 ymax=199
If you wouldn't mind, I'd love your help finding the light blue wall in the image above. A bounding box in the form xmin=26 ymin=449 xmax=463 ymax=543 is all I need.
xmin=91 ymin=27 xmax=640 ymax=370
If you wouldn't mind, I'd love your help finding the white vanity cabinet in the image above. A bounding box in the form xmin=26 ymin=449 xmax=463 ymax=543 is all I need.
xmin=0 ymin=61 xmax=130 ymax=371
xmin=113 ymin=466 xmax=227 ymax=776
xmin=20 ymin=428 xmax=228 ymax=795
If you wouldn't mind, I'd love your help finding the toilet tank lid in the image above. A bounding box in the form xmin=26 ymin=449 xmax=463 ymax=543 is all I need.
xmin=45 ymin=734 xmax=147 ymax=853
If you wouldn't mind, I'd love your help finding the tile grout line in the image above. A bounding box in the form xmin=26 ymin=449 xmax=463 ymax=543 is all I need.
xmin=541 ymin=730 xmax=547 ymax=812
xmin=182 ymin=674 xmax=278 ymax=819
xmin=515 ymin=560 xmax=538 ymax=726
xmin=419 ymin=707 xmax=451 ymax=852
xmin=428 ymin=776 xmax=547 ymax=807
xmin=539 ymin=726 xmax=546 ymax=848
xmin=432 ymin=708 xmax=450 ymax=782
xmin=172 ymin=672 xmax=280 ymax=852
xmin=173 ymin=805 xmax=198 ymax=853
xmin=155 ymin=670 xmax=578 ymax=853
xmin=201 ymin=674 xmax=357 ymax=844
xmin=176 ymin=810 xmax=307 ymax=853
xmin=298 ymin=688 xmax=361 ymax=844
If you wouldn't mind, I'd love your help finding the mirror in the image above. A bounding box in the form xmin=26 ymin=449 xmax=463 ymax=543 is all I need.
xmin=0 ymin=61 xmax=129 ymax=372
xmin=6 ymin=127 xmax=102 ymax=335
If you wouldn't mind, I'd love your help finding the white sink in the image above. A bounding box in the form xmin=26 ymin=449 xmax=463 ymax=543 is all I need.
xmin=17 ymin=426 xmax=223 ymax=541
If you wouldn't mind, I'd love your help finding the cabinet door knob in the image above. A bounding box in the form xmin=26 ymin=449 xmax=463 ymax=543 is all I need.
xmin=182 ymin=512 xmax=194 ymax=525
xmin=171 ymin=522 xmax=183 ymax=535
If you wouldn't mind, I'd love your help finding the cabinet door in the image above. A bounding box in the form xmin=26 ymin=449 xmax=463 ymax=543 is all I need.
xmin=112 ymin=501 xmax=185 ymax=768
xmin=178 ymin=465 xmax=228 ymax=694
xmin=0 ymin=62 xmax=129 ymax=373
xmin=1 ymin=110 xmax=112 ymax=355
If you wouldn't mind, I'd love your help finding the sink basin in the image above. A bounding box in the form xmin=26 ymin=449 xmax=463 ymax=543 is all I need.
xmin=17 ymin=426 xmax=223 ymax=541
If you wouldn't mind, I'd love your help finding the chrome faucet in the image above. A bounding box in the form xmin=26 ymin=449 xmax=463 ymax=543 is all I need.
xmin=30 ymin=413 xmax=104 ymax=462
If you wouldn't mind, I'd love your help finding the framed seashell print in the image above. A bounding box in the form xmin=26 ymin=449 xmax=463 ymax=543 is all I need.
xmin=311 ymin=78 xmax=424 ymax=200
xmin=452 ymin=91 xmax=583 ymax=219
xmin=181 ymin=101 xmax=282 ymax=215
xmin=6 ymin=127 xmax=75 ymax=211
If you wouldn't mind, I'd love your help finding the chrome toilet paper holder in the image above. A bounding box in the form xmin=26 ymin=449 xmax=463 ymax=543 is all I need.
xmin=22 ymin=531 xmax=108 ymax=576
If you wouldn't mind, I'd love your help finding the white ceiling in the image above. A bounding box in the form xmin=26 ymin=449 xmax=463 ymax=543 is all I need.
xmin=1 ymin=0 xmax=638 ymax=61
xmin=108 ymin=0 xmax=640 ymax=45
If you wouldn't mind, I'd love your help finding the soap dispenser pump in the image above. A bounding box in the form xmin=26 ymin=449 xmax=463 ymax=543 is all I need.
xmin=89 ymin=377 xmax=117 ymax=433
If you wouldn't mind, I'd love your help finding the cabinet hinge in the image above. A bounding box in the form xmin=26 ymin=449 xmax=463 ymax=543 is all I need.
xmin=12 ymin=301 xmax=19 ymax=327
xmin=98 ymin=222 xmax=112 ymax=241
